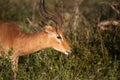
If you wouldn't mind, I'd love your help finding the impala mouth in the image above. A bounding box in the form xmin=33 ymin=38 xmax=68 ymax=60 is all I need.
xmin=64 ymin=51 xmax=72 ymax=56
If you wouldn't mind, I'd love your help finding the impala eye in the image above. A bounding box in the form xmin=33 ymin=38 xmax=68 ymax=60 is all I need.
xmin=57 ymin=35 xmax=62 ymax=40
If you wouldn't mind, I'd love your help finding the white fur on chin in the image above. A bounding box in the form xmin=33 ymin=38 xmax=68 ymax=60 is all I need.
xmin=64 ymin=52 xmax=69 ymax=56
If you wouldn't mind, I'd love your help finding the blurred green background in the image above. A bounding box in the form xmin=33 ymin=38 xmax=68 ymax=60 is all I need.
xmin=0 ymin=0 xmax=120 ymax=80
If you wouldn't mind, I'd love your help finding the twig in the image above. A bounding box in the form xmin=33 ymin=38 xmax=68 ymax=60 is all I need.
xmin=101 ymin=1 xmax=120 ymax=15
xmin=97 ymin=20 xmax=120 ymax=30
xmin=26 ymin=17 xmax=39 ymax=32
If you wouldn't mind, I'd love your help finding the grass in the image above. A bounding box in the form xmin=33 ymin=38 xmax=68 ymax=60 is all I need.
xmin=0 ymin=27 xmax=120 ymax=80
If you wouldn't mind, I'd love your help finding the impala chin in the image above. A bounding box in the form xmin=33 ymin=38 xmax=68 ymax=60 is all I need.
xmin=65 ymin=52 xmax=70 ymax=56
xmin=64 ymin=52 xmax=69 ymax=55
xmin=64 ymin=51 xmax=72 ymax=56
xmin=53 ymin=48 xmax=71 ymax=55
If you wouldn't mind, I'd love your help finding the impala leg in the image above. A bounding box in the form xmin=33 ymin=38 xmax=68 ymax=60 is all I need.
xmin=11 ymin=57 xmax=19 ymax=80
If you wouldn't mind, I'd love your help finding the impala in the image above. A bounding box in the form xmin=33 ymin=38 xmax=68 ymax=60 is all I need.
xmin=0 ymin=0 xmax=72 ymax=80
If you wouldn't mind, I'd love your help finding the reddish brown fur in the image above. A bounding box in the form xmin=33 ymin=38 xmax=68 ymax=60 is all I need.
xmin=0 ymin=21 xmax=71 ymax=80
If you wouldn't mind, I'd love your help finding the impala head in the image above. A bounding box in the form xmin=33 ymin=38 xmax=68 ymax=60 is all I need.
xmin=39 ymin=0 xmax=72 ymax=55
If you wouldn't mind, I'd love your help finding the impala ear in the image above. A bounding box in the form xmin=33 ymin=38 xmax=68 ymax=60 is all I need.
xmin=44 ymin=25 xmax=55 ymax=34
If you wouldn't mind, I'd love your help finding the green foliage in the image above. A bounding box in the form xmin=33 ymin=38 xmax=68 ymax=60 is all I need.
xmin=0 ymin=56 xmax=13 ymax=80
xmin=0 ymin=0 xmax=120 ymax=80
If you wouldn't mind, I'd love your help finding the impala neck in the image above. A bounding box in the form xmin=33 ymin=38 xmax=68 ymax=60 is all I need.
xmin=18 ymin=32 xmax=51 ymax=56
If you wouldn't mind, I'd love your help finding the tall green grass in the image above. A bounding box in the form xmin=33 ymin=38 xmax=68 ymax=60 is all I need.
xmin=0 ymin=26 xmax=120 ymax=80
